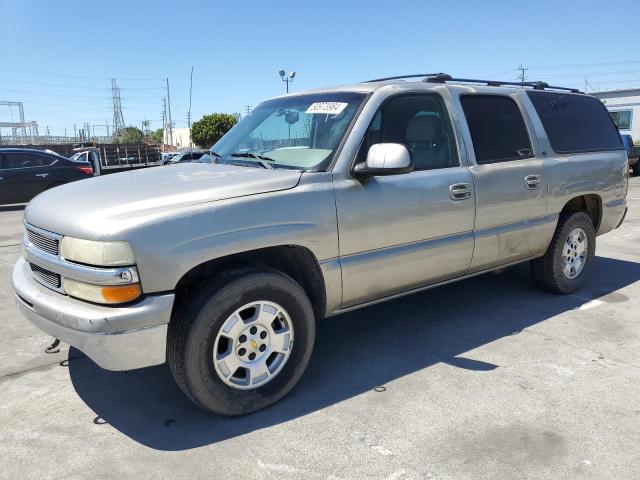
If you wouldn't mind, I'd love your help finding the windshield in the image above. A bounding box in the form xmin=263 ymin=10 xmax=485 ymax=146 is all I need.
xmin=212 ymin=92 xmax=366 ymax=171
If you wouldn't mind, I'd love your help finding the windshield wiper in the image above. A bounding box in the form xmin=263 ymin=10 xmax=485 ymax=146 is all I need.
xmin=230 ymin=152 xmax=276 ymax=162
xmin=228 ymin=152 xmax=276 ymax=169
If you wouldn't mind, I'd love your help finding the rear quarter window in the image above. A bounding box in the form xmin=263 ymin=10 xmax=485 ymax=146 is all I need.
xmin=527 ymin=91 xmax=623 ymax=154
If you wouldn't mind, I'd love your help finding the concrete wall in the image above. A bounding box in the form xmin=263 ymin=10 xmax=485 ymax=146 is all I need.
xmin=163 ymin=127 xmax=192 ymax=149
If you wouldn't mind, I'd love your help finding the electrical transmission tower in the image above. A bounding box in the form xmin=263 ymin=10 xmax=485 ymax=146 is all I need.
xmin=517 ymin=64 xmax=528 ymax=84
xmin=244 ymin=105 xmax=251 ymax=117
xmin=0 ymin=100 xmax=38 ymax=144
xmin=111 ymin=78 xmax=125 ymax=137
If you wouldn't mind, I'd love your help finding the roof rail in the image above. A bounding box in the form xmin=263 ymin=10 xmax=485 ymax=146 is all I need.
xmin=422 ymin=74 xmax=582 ymax=93
xmin=364 ymin=72 xmax=582 ymax=93
xmin=364 ymin=73 xmax=443 ymax=83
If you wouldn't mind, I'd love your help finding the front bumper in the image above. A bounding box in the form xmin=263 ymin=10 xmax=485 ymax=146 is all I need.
xmin=12 ymin=257 xmax=174 ymax=371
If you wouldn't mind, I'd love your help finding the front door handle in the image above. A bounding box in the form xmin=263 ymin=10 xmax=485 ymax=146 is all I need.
xmin=524 ymin=174 xmax=542 ymax=190
xmin=35 ymin=173 xmax=50 ymax=178
xmin=449 ymin=183 xmax=472 ymax=200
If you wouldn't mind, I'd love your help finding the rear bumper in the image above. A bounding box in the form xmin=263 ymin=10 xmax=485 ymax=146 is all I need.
xmin=598 ymin=198 xmax=628 ymax=235
xmin=12 ymin=257 xmax=174 ymax=371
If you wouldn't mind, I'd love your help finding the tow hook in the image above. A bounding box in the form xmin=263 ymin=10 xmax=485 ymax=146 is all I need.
xmin=45 ymin=338 xmax=60 ymax=354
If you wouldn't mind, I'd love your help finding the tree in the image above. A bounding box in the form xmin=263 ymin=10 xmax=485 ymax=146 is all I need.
xmin=149 ymin=128 xmax=163 ymax=144
xmin=191 ymin=113 xmax=238 ymax=148
xmin=120 ymin=126 xmax=143 ymax=144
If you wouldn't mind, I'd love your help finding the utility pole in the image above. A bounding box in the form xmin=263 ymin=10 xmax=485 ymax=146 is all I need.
xmin=165 ymin=78 xmax=173 ymax=147
xmin=244 ymin=105 xmax=251 ymax=117
xmin=584 ymin=75 xmax=595 ymax=92
xmin=161 ymin=98 xmax=167 ymax=149
xmin=73 ymin=123 xmax=77 ymax=140
xmin=517 ymin=64 xmax=528 ymax=84
xmin=188 ymin=66 xmax=194 ymax=148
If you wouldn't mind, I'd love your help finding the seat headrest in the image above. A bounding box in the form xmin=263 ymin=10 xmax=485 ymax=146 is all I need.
xmin=406 ymin=115 xmax=443 ymax=143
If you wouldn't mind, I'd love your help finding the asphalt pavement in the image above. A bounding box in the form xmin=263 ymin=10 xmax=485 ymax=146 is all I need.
xmin=1 ymin=180 xmax=639 ymax=480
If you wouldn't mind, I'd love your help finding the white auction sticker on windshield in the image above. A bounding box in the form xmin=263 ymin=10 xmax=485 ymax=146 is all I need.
xmin=305 ymin=102 xmax=348 ymax=115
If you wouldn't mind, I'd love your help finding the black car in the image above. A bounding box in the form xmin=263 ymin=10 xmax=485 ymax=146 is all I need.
xmin=0 ymin=148 xmax=93 ymax=204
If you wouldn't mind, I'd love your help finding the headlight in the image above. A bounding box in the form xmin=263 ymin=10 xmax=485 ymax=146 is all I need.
xmin=60 ymin=237 xmax=135 ymax=266
xmin=63 ymin=278 xmax=142 ymax=304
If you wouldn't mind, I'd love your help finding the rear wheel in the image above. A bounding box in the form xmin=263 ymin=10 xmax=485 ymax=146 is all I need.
xmin=167 ymin=269 xmax=315 ymax=415
xmin=531 ymin=211 xmax=596 ymax=294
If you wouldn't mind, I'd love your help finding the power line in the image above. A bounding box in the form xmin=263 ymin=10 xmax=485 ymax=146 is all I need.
xmin=0 ymin=88 xmax=111 ymax=98
xmin=0 ymin=66 xmax=163 ymax=81
xmin=529 ymin=60 xmax=640 ymax=70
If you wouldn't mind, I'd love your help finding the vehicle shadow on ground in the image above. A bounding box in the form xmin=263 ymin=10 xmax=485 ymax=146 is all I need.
xmin=68 ymin=255 xmax=640 ymax=451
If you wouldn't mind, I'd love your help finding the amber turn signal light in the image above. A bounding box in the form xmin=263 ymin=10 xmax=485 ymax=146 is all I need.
xmin=100 ymin=284 xmax=142 ymax=304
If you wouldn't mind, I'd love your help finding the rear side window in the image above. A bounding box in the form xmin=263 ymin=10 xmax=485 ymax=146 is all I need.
xmin=527 ymin=91 xmax=623 ymax=154
xmin=3 ymin=153 xmax=56 ymax=169
xmin=461 ymin=95 xmax=533 ymax=165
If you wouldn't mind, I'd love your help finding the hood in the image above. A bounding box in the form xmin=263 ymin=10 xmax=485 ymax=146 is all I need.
xmin=25 ymin=163 xmax=302 ymax=239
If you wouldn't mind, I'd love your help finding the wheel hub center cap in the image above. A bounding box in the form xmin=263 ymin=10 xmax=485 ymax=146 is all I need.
xmin=235 ymin=324 xmax=269 ymax=362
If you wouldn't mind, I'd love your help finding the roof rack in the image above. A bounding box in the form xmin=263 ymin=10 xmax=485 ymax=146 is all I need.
xmin=365 ymin=72 xmax=582 ymax=93
xmin=365 ymin=73 xmax=442 ymax=83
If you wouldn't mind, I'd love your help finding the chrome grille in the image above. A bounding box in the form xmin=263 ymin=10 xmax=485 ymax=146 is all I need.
xmin=29 ymin=263 xmax=61 ymax=289
xmin=26 ymin=227 xmax=59 ymax=256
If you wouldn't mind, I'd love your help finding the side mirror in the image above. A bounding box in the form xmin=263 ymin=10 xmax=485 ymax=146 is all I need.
xmin=353 ymin=143 xmax=413 ymax=178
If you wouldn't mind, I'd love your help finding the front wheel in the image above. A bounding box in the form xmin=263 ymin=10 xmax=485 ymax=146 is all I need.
xmin=531 ymin=211 xmax=596 ymax=294
xmin=167 ymin=269 xmax=315 ymax=415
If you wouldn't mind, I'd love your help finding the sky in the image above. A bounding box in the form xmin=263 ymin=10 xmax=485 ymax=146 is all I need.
xmin=1 ymin=0 xmax=639 ymax=136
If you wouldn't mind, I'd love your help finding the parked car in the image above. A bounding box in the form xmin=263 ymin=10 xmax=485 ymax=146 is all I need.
xmin=163 ymin=150 xmax=208 ymax=165
xmin=0 ymin=148 xmax=93 ymax=204
xmin=620 ymin=134 xmax=640 ymax=175
xmin=161 ymin=152 xmax=177 ymax=163
xmin=13 ymin=74 xmax=628 ymax=415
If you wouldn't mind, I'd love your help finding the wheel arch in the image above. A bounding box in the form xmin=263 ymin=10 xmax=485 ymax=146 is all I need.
xmin=173 ymin=245 xmax=327 ymax=320
xmin=559 ymin=194 xmax=602 ymax=232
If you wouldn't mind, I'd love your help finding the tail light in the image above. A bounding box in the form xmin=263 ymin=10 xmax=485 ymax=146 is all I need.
xmin=76 ymin=166 xmax=93 ymax=175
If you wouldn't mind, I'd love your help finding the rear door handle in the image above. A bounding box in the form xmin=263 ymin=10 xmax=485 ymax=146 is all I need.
xmin=449 ymin=183 xmax=472 ymax=200
xmin=35 ymin=173 xmax=50 ymax=178
xmin=524 ymin=174 xmax=542 ymax=190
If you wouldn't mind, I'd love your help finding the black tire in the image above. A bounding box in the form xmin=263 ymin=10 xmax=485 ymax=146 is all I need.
xmin=632 ymin=162 xmax=640 ymax=177
xmin=530 ymin=211 xmax=596 ymax=294
xmin=167 ymin=269 xmax=315 ymax=416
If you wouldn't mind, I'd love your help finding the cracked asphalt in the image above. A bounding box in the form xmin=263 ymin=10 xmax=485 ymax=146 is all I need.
xmin=1 ymin=180 xmax=639 ymax=480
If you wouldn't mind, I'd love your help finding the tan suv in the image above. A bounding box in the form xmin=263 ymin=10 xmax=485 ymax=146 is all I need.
xmin=13 ymin=74 xmax=628 ymax=415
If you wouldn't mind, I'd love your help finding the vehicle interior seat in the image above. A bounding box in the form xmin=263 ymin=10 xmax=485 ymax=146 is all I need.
xmin=405 ymin=115 xmax=452 ymax=170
